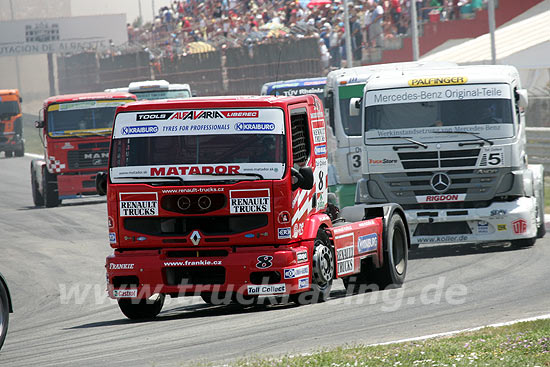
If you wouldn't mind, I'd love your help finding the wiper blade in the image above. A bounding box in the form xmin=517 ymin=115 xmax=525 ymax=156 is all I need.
xmin=115 ymin=176 xmax=185 ymax=184
xmin=432 ymin=130 xmax=494 ymax=146
xmin=369 ymin=135 xmax=427 ymax=149
xmin=209 ymin=172 xmax=264 ymax=180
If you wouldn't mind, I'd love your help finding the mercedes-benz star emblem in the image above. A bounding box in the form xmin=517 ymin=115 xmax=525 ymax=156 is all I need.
xmin=430 ymin=173 xmax=451 ymax=193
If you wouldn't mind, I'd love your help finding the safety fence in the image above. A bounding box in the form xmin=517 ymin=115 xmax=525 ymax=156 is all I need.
xmin=57 ymin=52 xmax=151 ymax=94
xmin=526 ymin=127 xmax=550 ymax=173
xmin=56 ymin=38 xmax=322 ymax=96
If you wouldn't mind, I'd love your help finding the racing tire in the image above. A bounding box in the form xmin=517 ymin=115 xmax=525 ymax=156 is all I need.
xmin=374 ymin=213 xmax=408 ymax=289
xmin=43 ymin=169 xmax=61 ymax=208
xmin=291 ymin=229 xmax=334 ymax=305
xmin=31 ymin=165 xmax=44 ymax=207
xmin=343 ymin=214 xmax=408 ymax=293
xmin=118 ymin=294 xmax=165 ymax=320
xmin=14 ymin=143 xmax=24 ymax=158
xmin=0 ymin=280 xmax=9 ymax=351
xmin=4 ymin=151 xmax=13 ymax=158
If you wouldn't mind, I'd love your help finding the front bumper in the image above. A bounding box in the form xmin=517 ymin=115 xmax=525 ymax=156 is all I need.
xmin=106 ymin=244 xmax=312 ymax=299
xmin=57 ymin=172 xmax=99 ymax=198
xmin=406 ymin=197 xmax=538 ymax=245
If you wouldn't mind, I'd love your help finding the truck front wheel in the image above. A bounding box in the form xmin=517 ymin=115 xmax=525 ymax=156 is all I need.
xmin=0 ymin=280 xmax=9 ymax=350
xmin=31 ymin=165 xmax=44 ymax=207
xmin=43 ymin=169 xmax=61 ymax=208
xmin=118 ymin=294 xmax=165 ymax=320
xmin=536 ymin=176 xmax=546 ymax=239
xmin=292 ymin=229 xmax=334 ymax=305
xmin=14 ymin=143 xmax=24 ymax=157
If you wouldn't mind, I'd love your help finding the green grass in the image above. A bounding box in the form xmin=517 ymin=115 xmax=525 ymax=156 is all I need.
xmin=214 ymin=319 xmax=550 ymax=367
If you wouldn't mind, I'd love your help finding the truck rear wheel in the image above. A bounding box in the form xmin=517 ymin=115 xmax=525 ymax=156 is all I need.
xmin=4 ymin=151 xmax=13 ymax=158
xmin=0 ymin=280 xmax=9 ymax=350
xmin=292 ymin=229 xmax=334 ymax=305
xmin=31 ymin=165 xmax=44 ymax=207
xmin=118 ymin=294 xmax=165 ymax=320
xmin=344 ymin=213 xmax=408 ymax=293
xmin=375 ymin=213 xmax=408 ymax=289
xmin=43 ymin=169 xmax=61 ymax=208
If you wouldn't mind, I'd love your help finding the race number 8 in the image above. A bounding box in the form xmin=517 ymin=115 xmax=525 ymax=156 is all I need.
xmin=256 ymin=255 xmax=273 ymax=269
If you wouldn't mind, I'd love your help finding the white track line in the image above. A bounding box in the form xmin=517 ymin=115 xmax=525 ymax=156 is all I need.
xmin=368 ymin=313 xmax=550 ymax=347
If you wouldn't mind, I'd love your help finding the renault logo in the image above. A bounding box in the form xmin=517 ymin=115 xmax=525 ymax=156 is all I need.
xmin=190 ymin=230 xmax=201 ymax=246
xmin=430 ymin=173 xmax=451 ymax=193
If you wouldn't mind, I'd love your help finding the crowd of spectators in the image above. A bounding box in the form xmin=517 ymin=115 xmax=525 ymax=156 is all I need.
xmin=124 ymin=0 xmax=490 ymax=68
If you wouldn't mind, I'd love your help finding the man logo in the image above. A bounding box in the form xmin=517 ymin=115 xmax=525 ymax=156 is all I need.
xmin=430 ymin=173 xmax=451 ymax=193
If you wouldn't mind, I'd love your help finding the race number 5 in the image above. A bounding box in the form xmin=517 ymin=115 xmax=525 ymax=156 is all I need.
xmin=488 ymin=152 xmax=502 ymax=166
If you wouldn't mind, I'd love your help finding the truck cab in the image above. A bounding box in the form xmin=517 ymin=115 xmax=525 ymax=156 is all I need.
xmin=102 ymin=95 xmax=409 ymax=319
xmin=0 ymin=89 xmax=24 ymax=158
xmin=106 ymin=80 xmax=193 ymax=100
xmin=30 ymin=92 xmax=136 ymax=207
xmin=353 ymin=65 xmax=545 ymax=247
xmin=324 ymin=62 xmax=456 ymax=208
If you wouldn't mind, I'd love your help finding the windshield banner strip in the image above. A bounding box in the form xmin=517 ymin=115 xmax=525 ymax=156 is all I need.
xmin=48 ymin=100 xmax=134 ymax=112
xmin=365 ymin=124 xmax=514 ymax=139
xmin=366 ymin=84 xmax=511 ymax=106
xmin=112 ymin=108 xmax=285 ymax=138
xmin=110 ymin=163 xmax=285 ymax=181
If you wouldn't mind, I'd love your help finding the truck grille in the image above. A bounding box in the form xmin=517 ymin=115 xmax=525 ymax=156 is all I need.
xmin=398 ymin=149 xmax=480 ymax=169
xmin=124 ymin=214 xmax=268 ymax=237
xmin=67 ymin=150 xmax=109 ymax=169
xmin=373 ymin=168 xmax=502 ymax=210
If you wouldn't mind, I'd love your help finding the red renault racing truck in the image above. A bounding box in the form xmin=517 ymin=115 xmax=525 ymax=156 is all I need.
xmin=31 ymin=92 xmax=136 ymax=207
xmin=100 ymin=95 xmax=410 ymax=319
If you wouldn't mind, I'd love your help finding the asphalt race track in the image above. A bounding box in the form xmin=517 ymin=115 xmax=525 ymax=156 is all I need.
xmin=1 ymin=155 xmax=549 ymax=366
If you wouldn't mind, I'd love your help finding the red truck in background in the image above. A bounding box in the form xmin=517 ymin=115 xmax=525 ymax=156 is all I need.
xmin=99 ymin=95 xmax=410 ymax=319
xmin=31 ymin=92 xmax=136 ymax=207
xmin=0 ymin=89 xmax=24 ymax=158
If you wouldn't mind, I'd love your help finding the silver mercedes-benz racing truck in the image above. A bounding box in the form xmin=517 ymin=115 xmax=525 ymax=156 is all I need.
xmin=351 ymin=65 xmax=545 ymax=247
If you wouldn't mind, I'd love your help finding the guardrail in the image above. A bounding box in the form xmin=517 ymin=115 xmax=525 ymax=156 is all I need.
xmin=526 ymin=127 xmax=550 ymax=173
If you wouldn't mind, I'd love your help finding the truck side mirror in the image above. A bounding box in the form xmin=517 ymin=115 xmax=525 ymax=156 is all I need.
xmin=19 ymin=96 xmax=23 ymax=103
xmin=291 ymin=166 xmax=314 ymax=191
xmin=96 ymin=172 xmax=108 ymax=196
xmin=349 ymin=98 xmax=361 ymax=116
xmin=516 ymin=89 xmax=528 ymax=108
xmin=35 ymin=120 xmax=44 ymax=128
xmin=192 ymin=90 xmax=197 ymax=97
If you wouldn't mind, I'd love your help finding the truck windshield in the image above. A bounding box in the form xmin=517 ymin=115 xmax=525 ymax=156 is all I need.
xmin=110 ymin=108 xmax=286 ymax=182
xmin=47 ymin=99 xmax=134 ymax=137
xmin=0 ymin=100 xmax=20 ymax=119
xmin=365 ymin=84 xmax=513 ymax=133
xmin=264 ymin=79 xmax=326 ymax=101
xmin=338 ymin=84 xmax=364 ymax=136
xmin=133 ymin=90 xmax=191 ymax=100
